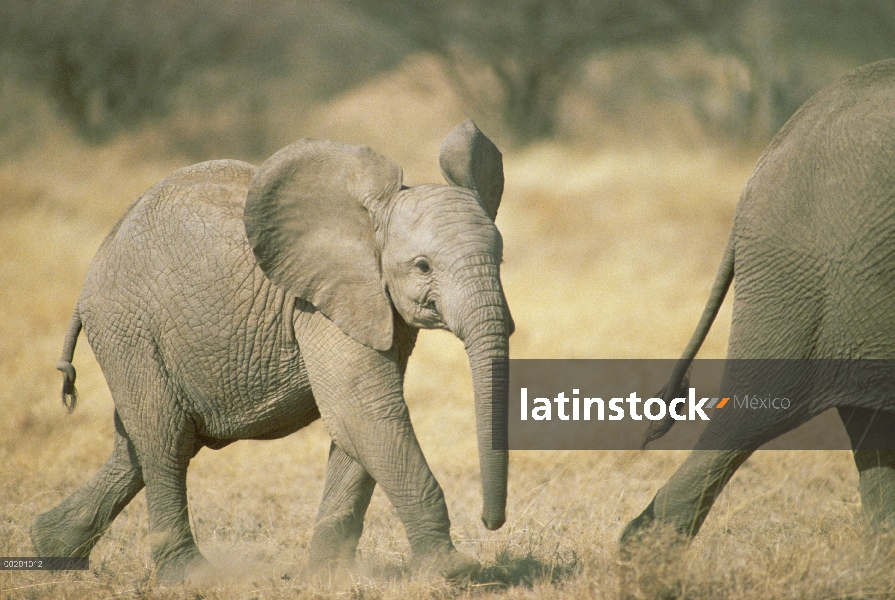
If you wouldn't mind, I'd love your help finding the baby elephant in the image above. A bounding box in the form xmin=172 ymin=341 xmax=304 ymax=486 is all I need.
xmin=31 ymin=121 xmax=513 ymax=582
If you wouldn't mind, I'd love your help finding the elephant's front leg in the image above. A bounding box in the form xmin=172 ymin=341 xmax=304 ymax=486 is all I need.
xmin=308 ymin=442 xmax=376 ymax=570
xmin=297 ymin=310 xmax=479 ymax=578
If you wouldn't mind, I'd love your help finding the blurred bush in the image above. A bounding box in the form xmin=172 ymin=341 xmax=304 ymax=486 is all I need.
xmin=0 ymin=0 xmax=894 ymax=155
xmin=695 ymin=0 xmax=895 ymax=141
xmin=0 ymin=0 xmax=408 ymax=157
xmin=0 ymin=1 xmax=280 ymax=142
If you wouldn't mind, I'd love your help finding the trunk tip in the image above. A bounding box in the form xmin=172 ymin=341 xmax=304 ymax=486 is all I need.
xmin=481 ymin=514 xmax=506 ymax=531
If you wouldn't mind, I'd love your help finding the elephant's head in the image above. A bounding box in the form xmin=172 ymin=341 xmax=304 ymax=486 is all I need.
xmin=243 ymin=120 xmax=511 ymax=530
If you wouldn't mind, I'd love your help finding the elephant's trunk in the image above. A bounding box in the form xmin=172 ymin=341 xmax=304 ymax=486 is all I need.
xmin=445 ymin=273 xmax=511 ymax=531
xmin=467 ymin=332 xmax=509 ymax=530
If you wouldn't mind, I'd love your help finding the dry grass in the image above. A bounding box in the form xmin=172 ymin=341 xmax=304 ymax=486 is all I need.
xmin=1 ymin=70 xmax=891 ymax=599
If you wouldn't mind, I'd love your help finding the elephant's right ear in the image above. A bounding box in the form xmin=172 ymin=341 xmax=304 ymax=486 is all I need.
xmin=244 ymin=139 xmax=403 ymax=351
xmin=439 ymin=120 xmax=504 ymax=220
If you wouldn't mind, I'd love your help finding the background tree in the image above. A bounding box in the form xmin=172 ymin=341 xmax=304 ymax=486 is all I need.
xmin=343 ymin=0 xmax=895 ymax=145
xmin=341 ymin=0 xmax=717 ymax=145
xmin=687 ymin=0 xmax=895 ymax=141
xmin=0 ymin=0 xmax=404 ymax=145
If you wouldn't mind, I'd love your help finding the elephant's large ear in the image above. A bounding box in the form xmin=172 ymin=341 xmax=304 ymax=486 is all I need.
xmin=438 ymin=119 xmax=504 ymax=220
xmin=244 ymin=139 xmax=402 ymax=351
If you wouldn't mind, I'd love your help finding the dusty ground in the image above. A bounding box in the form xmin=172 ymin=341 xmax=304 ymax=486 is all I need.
xmin=1 ymin=65 xmax=892 ymax=599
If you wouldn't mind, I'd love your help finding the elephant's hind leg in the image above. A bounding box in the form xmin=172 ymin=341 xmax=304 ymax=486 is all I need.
xmin=619 ymin=449 xmax=752 ymax=598
xmin=839 ymin=407 xmax=895 ymax=533
xmin=308 ymin=442 xmax=376 ymax=571
xmin=97 ymin=338 xmax=208 ymax=581
xmin=31 ymin=411 xmax=144 ymax=558
xmin=622 ymin=449 xmax=753 ymax=547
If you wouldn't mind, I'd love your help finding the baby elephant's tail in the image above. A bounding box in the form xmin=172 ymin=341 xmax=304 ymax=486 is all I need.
xmin=56 ymin=309 xmax=82 ymax=412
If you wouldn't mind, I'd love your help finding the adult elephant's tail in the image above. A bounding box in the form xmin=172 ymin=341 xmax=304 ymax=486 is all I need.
xmin=56 ymin=309 xmax=82 ymax=412
xmin=642 ymin=232 xmax=735 ymax=447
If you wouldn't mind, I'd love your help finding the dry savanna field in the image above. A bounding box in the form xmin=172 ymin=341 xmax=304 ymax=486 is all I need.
xmin=2 ymin=57 xmax=894 ymax=599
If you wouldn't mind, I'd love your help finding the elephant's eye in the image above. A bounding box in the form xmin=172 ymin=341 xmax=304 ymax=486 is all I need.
xmin=414 ymin=258 xmax=431 ymax=274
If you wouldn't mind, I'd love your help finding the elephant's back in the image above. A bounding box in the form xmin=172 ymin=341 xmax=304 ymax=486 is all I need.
xmin=738 ymin=59 xmax=895 ymax=232
xmin=78 ymin=159 xmax=310 ymax=423
xmin=111 ymin=159 xmax=257 ymax=234
xmin=82 ymin=159 xmax=260 ymax=305
xmin=730 ymin=61 xmax=895 ymax=358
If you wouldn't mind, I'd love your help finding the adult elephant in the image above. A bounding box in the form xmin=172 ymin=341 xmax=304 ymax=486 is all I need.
xmin=622 ymin=60 xmax=895 ymax=580
xmin=31 ymin=121 xmax=513 ymax=582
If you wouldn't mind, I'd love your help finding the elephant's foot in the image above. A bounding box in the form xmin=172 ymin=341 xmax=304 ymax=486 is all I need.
xmin=619 ymin=503 xmax=689 ymax=600
xmin=31 ymin=506 xmax=101 ymax=559
xmin=153 ymin=549 xmax=209 ymax=584
xmin=855 ymin=451 xmax=895 ymax=533
xmin=148 ymin=529 xmax=208 ymax=584
xmin=411 ymin=548 xmax=481 ymax=581
xmin=859 ymin=510 xmax=895 ymax=564
xmin=307 ymin=511 xmax=364 ymax=573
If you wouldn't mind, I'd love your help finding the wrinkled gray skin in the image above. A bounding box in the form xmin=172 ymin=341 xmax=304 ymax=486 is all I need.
xmin=623 ymin=61 xmax=895 ymax=564
xmin=31 ymin=121 xmax=513 ymax=582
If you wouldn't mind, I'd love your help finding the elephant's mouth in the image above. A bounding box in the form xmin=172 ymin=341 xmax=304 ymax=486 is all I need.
xmin=412 ymin=295 xmax=446 ymax=329
xmin=420 ymin=297 xmax=436 ymax=313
